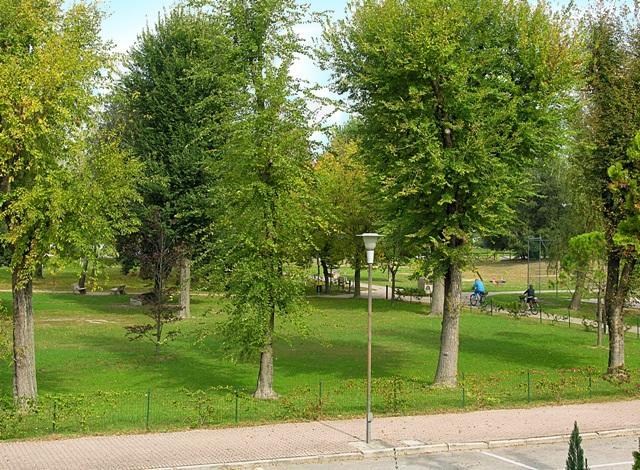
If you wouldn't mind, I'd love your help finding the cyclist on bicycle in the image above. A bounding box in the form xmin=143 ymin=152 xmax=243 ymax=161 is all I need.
xmin=473 ymin=278 xmax=486 ymax=299
xmin=523 ymin=284 xmax=536 ymax=307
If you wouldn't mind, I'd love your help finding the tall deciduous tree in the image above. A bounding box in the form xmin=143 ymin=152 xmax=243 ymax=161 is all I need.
xmin=314 ymin=125 xmax=377 ymax=297
xmin=323 ymin=0 xmax=576 ymax=386
xmin=0 ymin=0 xmax=136 ymax=406
xmin=205 ymin=0 xmax=314 ymax=399
xmin=562 ymin=232 xmax=607 ymax=346
xmin=377 ymin=235 xmax=414 ymax=301
xmin=116 ymin=6 xmax=232 ymax=318
xmin=579 ymin=9 xmax=640 ymax=377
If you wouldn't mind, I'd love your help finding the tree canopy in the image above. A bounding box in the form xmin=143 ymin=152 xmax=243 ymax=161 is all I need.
xmin=323 ymin=0 xmax=578 ymax=385
xmin=0 ymin=0 xmax=139 ymax=405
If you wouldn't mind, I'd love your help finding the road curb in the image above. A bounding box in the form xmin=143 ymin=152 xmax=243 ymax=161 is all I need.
xmin=182 ymin=427 xmax=640 ymax=469
xmin=158 ymin=452 xmax=365 ymax=469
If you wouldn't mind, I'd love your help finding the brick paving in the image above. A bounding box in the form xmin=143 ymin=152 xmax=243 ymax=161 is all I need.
xmin=0 ymin=400 xmax=638 ymax=469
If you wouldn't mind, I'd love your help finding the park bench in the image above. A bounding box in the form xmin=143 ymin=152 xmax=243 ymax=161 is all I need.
xmin=110 ymin=285 xmax=126 ymax=295
xmin=72 ymin=283 xmax=87 ymax=295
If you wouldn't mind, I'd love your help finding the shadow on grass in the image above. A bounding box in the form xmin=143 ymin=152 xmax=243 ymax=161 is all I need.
xmin=35 ymin=327 xmax=252 ymax=394
xmin=375 ymin=317 xmax=599 ymax=371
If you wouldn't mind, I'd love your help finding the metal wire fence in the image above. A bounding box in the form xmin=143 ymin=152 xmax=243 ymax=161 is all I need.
xmin=1 ymin=368 xmax=638 ymax=440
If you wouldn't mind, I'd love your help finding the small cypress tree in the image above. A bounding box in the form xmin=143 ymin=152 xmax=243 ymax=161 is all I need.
xmin=632 ymin=437 xmax=640 ymax=470
xmin=566 ymin=422 xmax=589 ymax=470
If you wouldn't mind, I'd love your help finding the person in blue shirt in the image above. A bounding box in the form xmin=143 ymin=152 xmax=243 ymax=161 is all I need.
xmin=473 ymin=278 xmax=486 ymax=297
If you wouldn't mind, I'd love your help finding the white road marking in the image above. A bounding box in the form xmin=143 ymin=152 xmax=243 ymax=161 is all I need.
xmin=480 ymin=451 xmax=539 ymax=470
xmin=589 ymin=462 xmax=634 ymax=469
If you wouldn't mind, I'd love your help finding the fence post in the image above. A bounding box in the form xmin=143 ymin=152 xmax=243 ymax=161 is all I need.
xmin=234 ymin=390 xmax=239 ymax=424
xmin=145 ymin=389 xmax=151 ymax=431
xmin=527 ymin=371 xmax=531 ymax=403
xmin=52 ymin=399 xmax=57 ymax=433
xmin=588 ymin=374 xmax=592 ymax=399
xmin=637 ymin=317 xmax=639 ymax=339
xmin=539 ymin=306 xmax=542 ymax=324
xmin=490 ymin=299 xmax=493 ymax=316
xmin=386 ymin=285 xmax=389 ymax=300
xmin=568 ymin=309 xmax=571 ymax=328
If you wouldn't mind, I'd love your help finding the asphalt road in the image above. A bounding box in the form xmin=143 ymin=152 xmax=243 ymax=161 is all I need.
xmin=282 ymin=436 xmax=639 ymax=470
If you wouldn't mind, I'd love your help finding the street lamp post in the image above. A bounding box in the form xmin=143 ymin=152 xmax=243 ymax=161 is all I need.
xmin=359 ymin=232 xmax=380 ymax=444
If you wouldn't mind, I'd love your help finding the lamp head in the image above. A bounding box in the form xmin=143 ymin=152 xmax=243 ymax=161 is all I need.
xmin=359 ymin=233 xmax=381 ymax=251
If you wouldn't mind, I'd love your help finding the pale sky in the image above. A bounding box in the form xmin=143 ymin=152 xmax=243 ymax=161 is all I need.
xmin=81 ymin=0 xmax=621 ymax=134
xmin=96 ymin=0 xmax=593 ymax=56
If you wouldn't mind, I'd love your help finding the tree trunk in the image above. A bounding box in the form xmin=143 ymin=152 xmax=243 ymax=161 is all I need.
xmin=606 ymin=300 xmax=625 ymax=374
xmin=78 ymin=257 xmax=89 ymax=290
xmin=12 ymin=269 xmax=37 ymax=408
xmin=254 ymin=310 xmax=278 ymax=399
xmin=434 ymin=265 xmax=461 ymax=387
xmin=154 ymin=307 xmax=162 ymax=355
xmin=353 ymin=256 xmax=361 ymax=298
xmin=604 ymin=249 xmax=636 ymax=377
xmin=391 ymin=268 xmax=397 ymax=300
xmin=321 ymin=259 xmax=330 ymax=294
xmin=596 ymin=287 xmax=603 ymax=347
xmin=431 ymin=277 xmax=445 ymax=316
xmin=569 ymin=271 xmax=585 ymax=311
xmin=179 ymin=257 xmax=191 ymax=319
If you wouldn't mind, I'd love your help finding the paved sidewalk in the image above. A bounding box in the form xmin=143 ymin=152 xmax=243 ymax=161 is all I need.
xmin=0 ymin=400 xmax=638 ymax=469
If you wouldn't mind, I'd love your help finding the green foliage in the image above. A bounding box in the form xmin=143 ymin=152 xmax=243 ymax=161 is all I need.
xmin=580 ymin=10 xmax=640 ymax=224
xmin=193 ymin=0 xmax=315 ymax=362
xmin=115 ymin=4 xmax=232 ymax=276
xmin=0 ymin=301 xmax=9 ymax=361
xmin=313 ymin=123 xmax=377 ymax=276
xmin=322 ymin=0 xmax=578 ymax=269
xmin=633 ymin=443 xmax=640 ymax=470
xmin=58 ymin=126 xmax=142 ymax=276
xmin=485 ymin=156 xmax=596 ymax=262
xmin=578 ymin=8 xmax=640 ymax=252
xmin=578 ymin=8 xmax=640 ymax=372
xmin=0 ymin=0 xmax=127 ymax=284
xmin=609 ymin=133 xmax=640 ymax=250
xmin=218 ymin=262 xmax=309 ymax=358
xmin=561 ymin=231 xmax=607 ymax=291
xmin=566 ymin=421 xmax=589 ymax=470
xmin=563 ymin=233 xmax=607 ymax=272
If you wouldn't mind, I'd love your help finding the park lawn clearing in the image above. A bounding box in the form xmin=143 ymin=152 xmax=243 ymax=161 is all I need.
xmin=0 ymin=263 xmax=156 ymax=294
xmin=0 ymin=293 xmax=638 ymax=439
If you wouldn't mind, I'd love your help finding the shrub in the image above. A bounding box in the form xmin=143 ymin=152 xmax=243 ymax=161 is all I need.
xmin=566 ymin=421 xmax=589 ymax=470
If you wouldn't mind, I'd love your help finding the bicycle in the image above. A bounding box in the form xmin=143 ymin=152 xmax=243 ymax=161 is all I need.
xmin=519 ymin=295 xmax=540 ymax=315
xmin=469 ymin=291 xmax=488 ymax=307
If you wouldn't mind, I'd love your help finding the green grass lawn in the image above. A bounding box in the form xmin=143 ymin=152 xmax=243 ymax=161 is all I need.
xmin=0 ymin=263 xmax=160 ymax=294
xmin=1 ymin=292 xmax=639 ymax=439
xmin=319 ymin=259 xmax=560 ymax=293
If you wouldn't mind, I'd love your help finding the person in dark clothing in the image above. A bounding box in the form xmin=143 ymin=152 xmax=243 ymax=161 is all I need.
xmin=523 ymin=284 xmax=536 ymax=306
